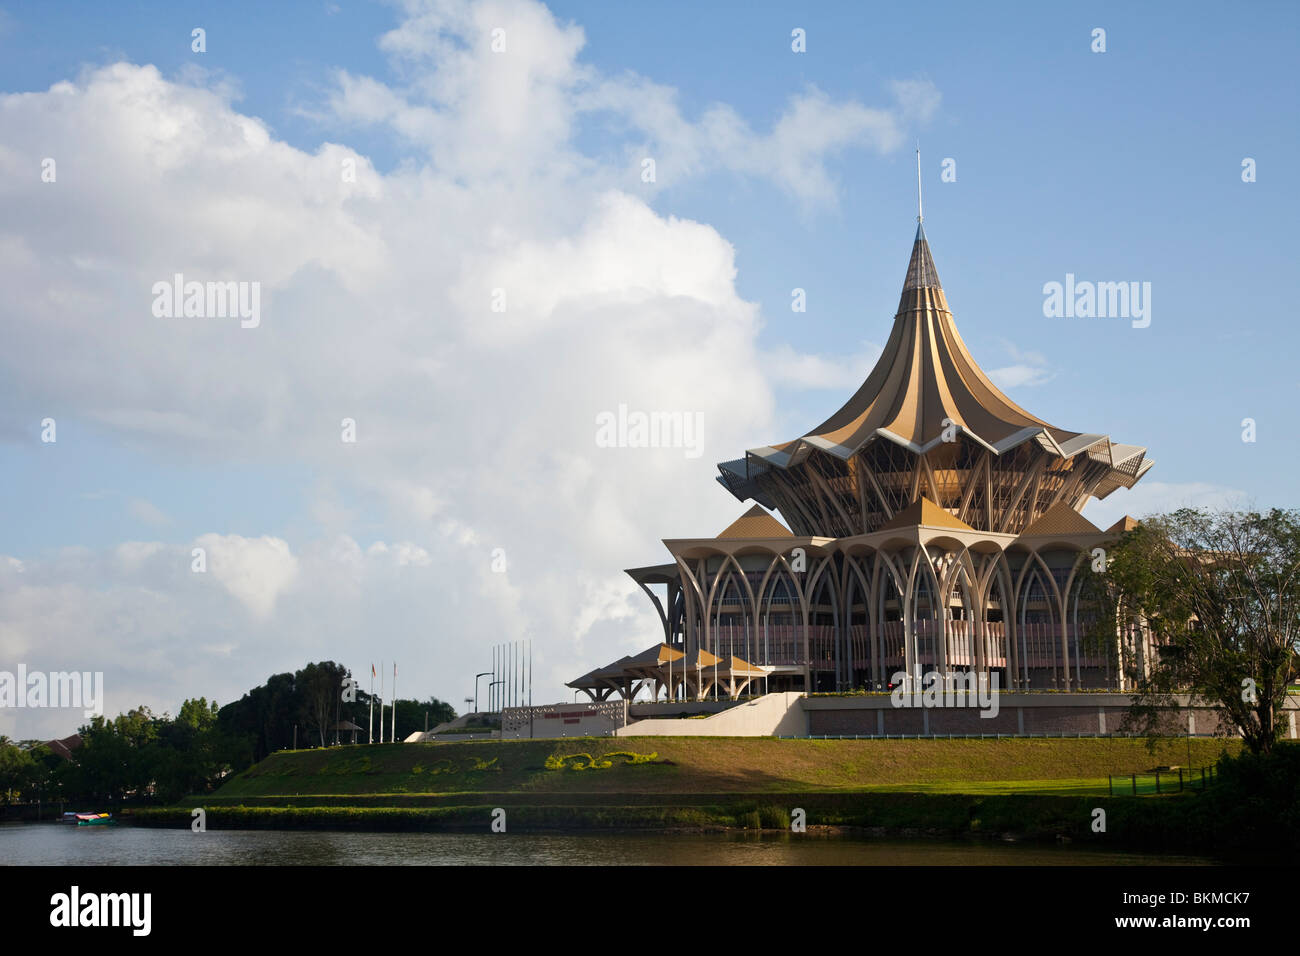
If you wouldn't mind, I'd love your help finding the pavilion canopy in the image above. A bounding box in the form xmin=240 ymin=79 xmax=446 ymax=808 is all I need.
xmin=567 ymin=644 xmax=765 ymax=701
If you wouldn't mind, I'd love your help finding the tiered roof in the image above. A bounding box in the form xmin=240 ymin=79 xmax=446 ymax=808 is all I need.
xmin=718 ymin=222 xmax=1153 ymax=512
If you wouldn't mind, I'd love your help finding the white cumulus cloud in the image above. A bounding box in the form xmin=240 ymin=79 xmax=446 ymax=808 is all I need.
xmin=0 ymin=0 xmax=942 ymax=737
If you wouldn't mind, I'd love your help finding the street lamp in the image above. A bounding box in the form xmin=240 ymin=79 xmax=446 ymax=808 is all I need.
xmin=474 ymin=672 xmax=492 ymax=713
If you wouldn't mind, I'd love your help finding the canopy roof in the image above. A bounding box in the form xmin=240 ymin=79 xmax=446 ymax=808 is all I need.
xmin=568 ymin=645 xmax=765 ymax=697
xmin=729 ymin=222 xmax=1153 ymax=484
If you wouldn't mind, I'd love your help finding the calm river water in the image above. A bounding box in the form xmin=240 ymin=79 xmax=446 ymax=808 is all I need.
xmin=0 ymin=822 xmax=1216 ymax=866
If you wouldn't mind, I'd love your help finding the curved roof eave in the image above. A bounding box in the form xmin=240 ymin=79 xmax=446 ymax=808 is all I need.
xmin=747 ymin=425 xmax=1146 ymax=471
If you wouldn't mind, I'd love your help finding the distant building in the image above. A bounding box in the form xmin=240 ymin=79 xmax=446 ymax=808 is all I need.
xmin=38 ymin=733 xmax=82 ymax=761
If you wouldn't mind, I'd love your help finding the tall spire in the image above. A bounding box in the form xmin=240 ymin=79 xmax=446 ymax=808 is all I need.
xmin=718 ymin=185 xmax=1153 ymax=538
xmin=901 ymin=154 xmax=941 ymax=297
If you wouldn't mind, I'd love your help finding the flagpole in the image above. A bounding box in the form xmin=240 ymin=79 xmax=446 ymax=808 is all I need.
xmin=368 ymin=663 xmax=374 ymax=745
xmin=380 ymin=660 xmax=385 ymax=743
xmin=391 ymin=663 xmax=397 ymax=743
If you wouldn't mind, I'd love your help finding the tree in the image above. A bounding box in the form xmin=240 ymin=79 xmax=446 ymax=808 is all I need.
xmin=1092 ymin=508 xmax=1300 ymax=754
xmin=150 ymin=698 xmax=230 ymax=802
xmin=0 ymin=737 xmax=35 ymax=805
xmin=295 ymin=662 xmax=349 ymax=747
xmin=216 ymin=663 xmax=458 ymax=754
xmin=23 ymin=744 xmax=61 ymax=804
xmin=69 ymin=708 xmax=159 ymax=803
xmin=217 ymin=671 xmax=298 ymax=764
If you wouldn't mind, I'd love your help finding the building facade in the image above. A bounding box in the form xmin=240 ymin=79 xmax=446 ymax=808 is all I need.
xmin=573 ymin=221 xmax=1157 ymax=701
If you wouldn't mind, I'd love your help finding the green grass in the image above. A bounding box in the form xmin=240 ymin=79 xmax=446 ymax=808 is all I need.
xmin=209 ymin=736 xmax=1239 ymax=801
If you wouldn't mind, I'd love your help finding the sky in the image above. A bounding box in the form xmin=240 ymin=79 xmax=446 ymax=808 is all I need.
xmin=1 ymin=0 xmax=1297 ymax=738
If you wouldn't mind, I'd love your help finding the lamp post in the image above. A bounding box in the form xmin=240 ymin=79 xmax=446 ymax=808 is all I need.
xmin=474 ymin=672 xmax=492 ymax=714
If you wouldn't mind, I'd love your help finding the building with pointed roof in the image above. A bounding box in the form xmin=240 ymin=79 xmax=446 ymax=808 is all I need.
xmin=716 ymin=222 xmax=1152 ymax=538
xmin=572 ymin=215 xmax=1153 ymax=701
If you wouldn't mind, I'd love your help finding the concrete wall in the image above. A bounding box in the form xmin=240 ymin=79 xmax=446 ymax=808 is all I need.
xmin=500 ymin=701 xmax=626 ymax=738
xmin=486 ymin=694 xmax=1296 ymax=740
xmin=616 ymin=692 xmax=805 ymax=737
xmin=629 ymin=699 xmax=740 ymax=719
xmin=406 ymin=731 xmax=498 ymax=743
xmin=802 ymin=694 xmax=1295 ymax=738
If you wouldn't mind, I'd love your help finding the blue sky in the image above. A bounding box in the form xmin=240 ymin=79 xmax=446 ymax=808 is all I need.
xmin=0 ymin=0 xmax=1296 ymax=734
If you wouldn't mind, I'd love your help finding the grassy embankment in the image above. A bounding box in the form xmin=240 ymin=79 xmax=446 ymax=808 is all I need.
xmin=204 ymin=735 xmax=1236 ymax=799
xmin=127 ymin=736 xmax=1259 ymax=851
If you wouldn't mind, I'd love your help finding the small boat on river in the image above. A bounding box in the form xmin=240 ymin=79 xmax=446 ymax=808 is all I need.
xmin=60 ymin=812 xmax=115 ymax=826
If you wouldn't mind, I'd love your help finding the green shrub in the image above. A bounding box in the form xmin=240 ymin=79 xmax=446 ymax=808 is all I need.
xmin=545 ymin=750 xmax=657 ymax=771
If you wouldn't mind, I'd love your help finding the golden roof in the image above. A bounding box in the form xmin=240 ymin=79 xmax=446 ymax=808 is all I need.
xmin=876 ymin=496 xmax=976 ymax=533
xmin=716 ymin=505 xmax=793 ymax=539
xmin=624 ymin=643 xmax=685 ymax=667
xmin=741 ymin=223 xmax=1153 ymax=476
xmin=675 ymin=648 xmax=722 ymax=668
xmin=710 ymin=655 xmax=766 ymax=676
xmin=1020 ymin=501 xmax=1102 ymax=537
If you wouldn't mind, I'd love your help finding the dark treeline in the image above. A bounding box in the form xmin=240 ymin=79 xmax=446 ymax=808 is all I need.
xmin=0 ymin=661 xmax=455 ymax=807
xmin=219 ymin=661 xmax=455 ymax=763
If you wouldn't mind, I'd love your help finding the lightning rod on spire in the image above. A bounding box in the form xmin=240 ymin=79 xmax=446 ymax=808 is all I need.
xmin=916 ymin=145 xmax=923 ymax=225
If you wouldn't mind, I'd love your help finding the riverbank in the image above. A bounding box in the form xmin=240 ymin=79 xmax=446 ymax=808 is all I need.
xmin=119 ymin=735 xmax=1268 ymax=855
xmin=129 ymin=790 xmax=1222 ymax=855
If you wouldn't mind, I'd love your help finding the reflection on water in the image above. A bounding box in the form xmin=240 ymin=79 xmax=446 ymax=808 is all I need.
xmin=0 ymin=823 xmax=1215 ymax=866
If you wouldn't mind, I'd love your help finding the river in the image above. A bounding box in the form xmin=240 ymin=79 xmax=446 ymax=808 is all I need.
xmin=0 ymin=822 xmax=1217 ymax=865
